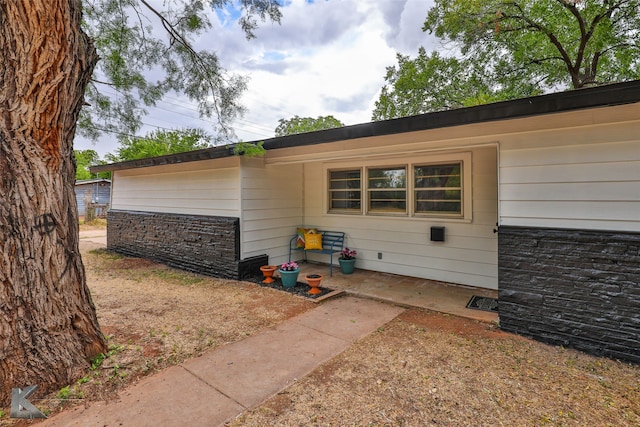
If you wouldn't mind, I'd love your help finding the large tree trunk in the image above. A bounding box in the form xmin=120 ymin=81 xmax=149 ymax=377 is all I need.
xmin=0 ymin=0 xmax=107 ymax=405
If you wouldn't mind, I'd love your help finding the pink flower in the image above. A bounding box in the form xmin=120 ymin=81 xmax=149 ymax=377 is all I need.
xmin=340 ymin=248 xmax=357 ymax=260
xmin=280 ymin=261 xmax=299 ymax=271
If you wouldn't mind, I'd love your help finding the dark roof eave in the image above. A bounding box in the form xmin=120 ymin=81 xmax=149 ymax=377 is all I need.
xmin=90 ymin=80 xmax=640 ymax=173
xmin=75 ymin=178 xmax=111 ymax=185
xmin=262 ymin=80 xmax=640 ymax=151
xmin=90 ymin=144 xmax=235 ymax=173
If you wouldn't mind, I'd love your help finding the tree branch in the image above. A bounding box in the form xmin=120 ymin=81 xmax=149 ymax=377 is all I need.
xmin=138 ymin=0 xmax=225 ymax=126
xmin=500 ymin=4 xmax=575 ymax=82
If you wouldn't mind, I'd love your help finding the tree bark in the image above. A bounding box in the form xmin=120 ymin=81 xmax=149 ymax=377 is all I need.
xmin=0 ymin=0 xmax=107 ymax=405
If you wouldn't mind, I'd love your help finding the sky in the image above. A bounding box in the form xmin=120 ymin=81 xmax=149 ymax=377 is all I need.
xmin=75 ymin=0 xmax=439 ymax=158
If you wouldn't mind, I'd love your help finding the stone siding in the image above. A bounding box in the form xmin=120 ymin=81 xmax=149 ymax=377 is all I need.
xmin=107 ymin=210 xmax=266 ymax=280
xmin=499 ymin=226 xmax=640 ymax=364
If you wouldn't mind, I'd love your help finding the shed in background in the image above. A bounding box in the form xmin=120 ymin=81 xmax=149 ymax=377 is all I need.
xmin=75 ymin=178 xmax=111 ymax=216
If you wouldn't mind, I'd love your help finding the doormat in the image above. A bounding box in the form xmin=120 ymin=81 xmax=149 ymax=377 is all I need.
xmin=466 ymin=295 xmax=499 ymax=312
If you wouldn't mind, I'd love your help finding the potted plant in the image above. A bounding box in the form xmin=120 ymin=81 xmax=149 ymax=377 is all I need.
xmin=338 ymin=248 xmax=357 ymax=274
xmin=278 ymin=261 xmax=300 ymax=288
xmin=305 ymin=273 xmax=323 ymax=295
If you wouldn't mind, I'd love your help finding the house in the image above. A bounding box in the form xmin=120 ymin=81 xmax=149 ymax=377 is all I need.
xmin=75 ymin=178 xmax=111 ymax=216
xmin=91 ymin=80 xmax=640 ymax=364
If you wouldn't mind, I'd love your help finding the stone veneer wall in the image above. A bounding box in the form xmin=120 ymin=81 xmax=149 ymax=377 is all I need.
xmin=107 ymin=210 xmax=266 ymax=280
xmin=499 ymin=226 xmax=640 ymax=364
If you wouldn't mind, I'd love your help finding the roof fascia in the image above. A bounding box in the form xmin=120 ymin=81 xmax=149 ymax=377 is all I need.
xmin=90 ymin=80 xmax=640 ymax=173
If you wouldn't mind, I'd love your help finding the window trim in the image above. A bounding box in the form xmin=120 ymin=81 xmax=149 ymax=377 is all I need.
xmin=413 ymin=161 xmax=464 ymax=218
xmin=327 ymin=167 xmax=363 ymax=214
xmin=366 ymin=165 xmax=408 ymax=216
xmin=325 ymin=152 xmax=472 ymax=221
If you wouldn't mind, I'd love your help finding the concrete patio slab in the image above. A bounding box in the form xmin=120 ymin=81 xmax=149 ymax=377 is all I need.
xmin=297 ymin=263 xmax=499 ymax=324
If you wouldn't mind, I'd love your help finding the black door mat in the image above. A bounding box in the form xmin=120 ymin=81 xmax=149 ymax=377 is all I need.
xmin=466 ymin=295 xmax=499 ymax=312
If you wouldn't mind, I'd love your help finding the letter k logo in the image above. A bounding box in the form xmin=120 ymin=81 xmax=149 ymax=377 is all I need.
xmin=10 ymin=385 xmax=46 ymax=419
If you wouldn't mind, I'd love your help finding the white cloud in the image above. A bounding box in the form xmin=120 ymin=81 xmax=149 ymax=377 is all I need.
xmin=74 ymin=0 xmax=437 ymax=156
xmin=228 ymin=0 xmax=436 ymax=141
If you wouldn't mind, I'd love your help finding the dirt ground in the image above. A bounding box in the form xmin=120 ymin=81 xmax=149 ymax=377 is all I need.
xmin=2 ymin=222 xmax=639 ymax=426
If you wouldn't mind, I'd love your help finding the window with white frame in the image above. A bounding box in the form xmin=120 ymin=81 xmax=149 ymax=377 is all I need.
xmin=327 ymin=155 xmax=469 ymax=219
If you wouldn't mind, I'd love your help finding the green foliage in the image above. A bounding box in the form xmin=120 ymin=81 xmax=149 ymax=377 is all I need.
xmin=106 ymin=128 xmax=212 ymax=162
xmin=90 ymin=352 xmax=107 ymax=371
xmin=79 ymin=0 xmax=282 ymax=141
xmin=57 ymin=385 xmax=71 ymax=400
xmin=275 ymin=115 xmax=344 ymax=137
xmin=372 ymin=48 xmax=519 ymax=120
xmin=74 ymin=149 xmax=99 ymax=180
xmin=75 ymin=149 xmax=111 ymax=180
xmin=374 ymin=0 xmax=640 ymax=120
xmin=232 ymin=141 xmax=265 ymax=157
xmin=89 ymin=343 xmax=124 ymax=373
xmin=425 ymin=0 xmax=640 ymax=90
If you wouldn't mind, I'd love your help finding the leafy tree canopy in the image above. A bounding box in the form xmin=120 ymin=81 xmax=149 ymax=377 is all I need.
xmin=79 ymin=0 xmax=281 ymax=142
xmin=106 ymin=128 xmax=212 ymax=162
xmin=75 ymin=149 xmax=111 ymax=180
xmin=75 ymin=149 xmax=101 ymax=180
xmin=373 ymin=0 xmax=640 ymax=120
xmin=275 ymin=115 xmax=345 ymax=136
xmin=372 ymin=48 xmax=520 ymax=120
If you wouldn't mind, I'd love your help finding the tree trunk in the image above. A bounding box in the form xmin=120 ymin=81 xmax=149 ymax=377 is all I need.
xmin=0 ymin=0 xmax=107 ymax=405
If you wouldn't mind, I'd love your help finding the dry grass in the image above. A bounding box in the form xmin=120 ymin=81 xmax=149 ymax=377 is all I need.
xmin=231 ymin=310 xmax=640 ymax=427
xmin=78 ymin=217 xmax=107 ymax=229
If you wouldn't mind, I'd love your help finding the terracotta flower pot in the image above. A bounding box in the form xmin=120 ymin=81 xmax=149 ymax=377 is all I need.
xmin=260 ymin=265 xmax=277 ymax=284
xmin=305 ymin=274 xmax=323 ymax=295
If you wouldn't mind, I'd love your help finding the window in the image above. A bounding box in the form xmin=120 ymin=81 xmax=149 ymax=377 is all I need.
xmin=414 ymin=163 xmax=462 ymax=216
xmin=367 ymin=167 xmax=406 ymax=214
xmin=329 ymin=169 xmax=361 ymax=212
xmin=327 ymin=154 xmax=470 ymax=220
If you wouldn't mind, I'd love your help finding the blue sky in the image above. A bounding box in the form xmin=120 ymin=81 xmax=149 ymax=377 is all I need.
xmin=76 ymin=0 xmax=438 ymax=157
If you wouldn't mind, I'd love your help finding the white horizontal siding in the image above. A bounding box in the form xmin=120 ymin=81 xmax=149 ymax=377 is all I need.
xmin=111 ymin=165 xmax=241 ymax=217
xmin=501 ymin=182 xmax=640 ymax=201
xmin=240 ymin=158 xmax=303 ymax=263
xmin=300 ymin=146 xmax=498 ymax=289
xmin=499 ymin=126 xmax=640 ymax=232
xmin=500 ymin=161 xmax=640 ymax=184
xmin=501 ymin=201 xmax=639 ymax=221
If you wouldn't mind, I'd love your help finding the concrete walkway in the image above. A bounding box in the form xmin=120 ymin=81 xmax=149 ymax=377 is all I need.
xmin=41 ymin=297 xmax=404 ymax=426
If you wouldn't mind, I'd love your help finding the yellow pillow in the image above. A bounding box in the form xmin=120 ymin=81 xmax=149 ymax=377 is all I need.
xmin=296 ymin=227 xmax=317 ymax=248
xmin=304 ymin=233 xmax=323 ymax=250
